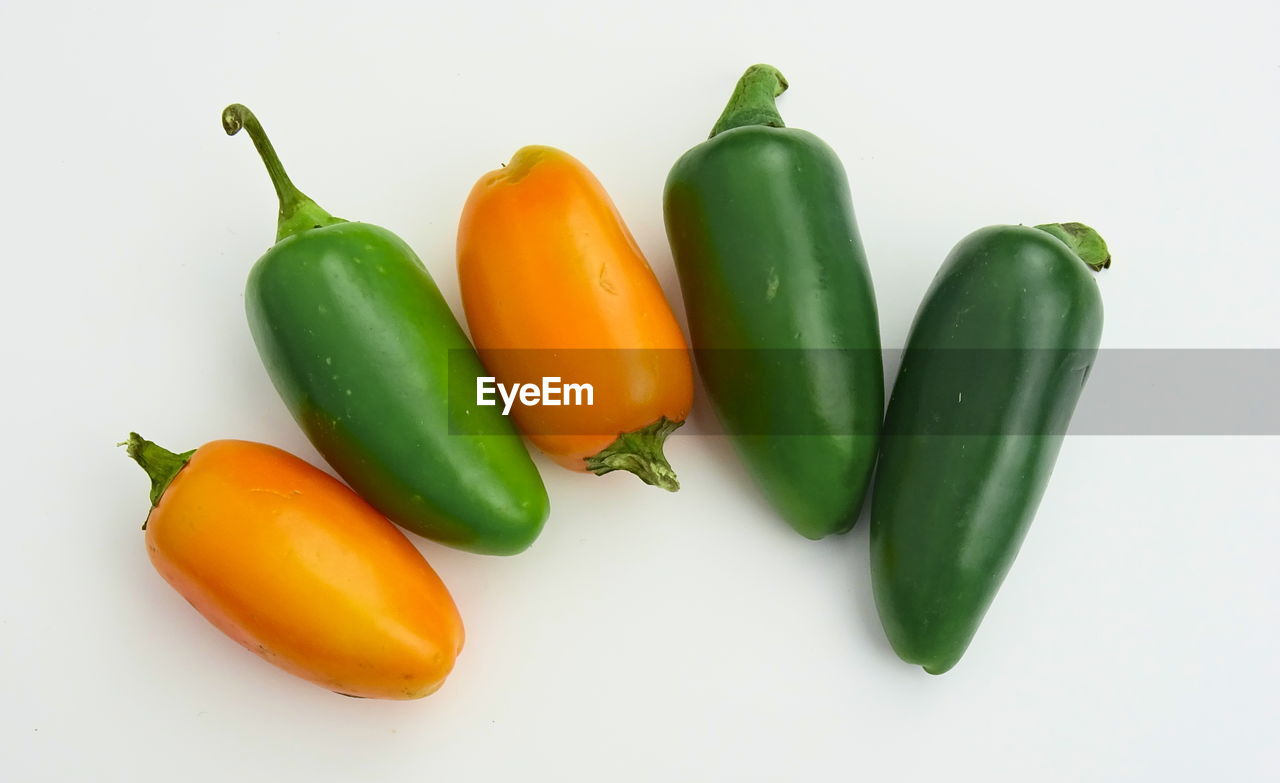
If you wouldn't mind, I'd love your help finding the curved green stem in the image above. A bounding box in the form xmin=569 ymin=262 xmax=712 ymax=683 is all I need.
xmin=121 ymin=433 xmax=195 ymax=527
xmin=222 ymin=104 xmax=342 ymax=242
xmin=584 ymin=417 xmax=683 ymax=492
xmin=1035 ymin=222 xmax=1111 ymax=271
xmin=709 ymin=64 xmax=788 ymax=139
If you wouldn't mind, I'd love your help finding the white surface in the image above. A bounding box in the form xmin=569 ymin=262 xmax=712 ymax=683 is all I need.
xmin=2 ymin=1 xmax=1278 ymax=780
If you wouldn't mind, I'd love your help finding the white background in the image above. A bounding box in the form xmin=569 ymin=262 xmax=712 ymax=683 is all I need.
xmin=2 ymin=1 xmax=1277 ymax=780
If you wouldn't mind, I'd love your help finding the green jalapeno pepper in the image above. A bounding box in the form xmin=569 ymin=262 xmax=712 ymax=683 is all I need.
xmin=663 ymin=65 xmax=883 ymax=539
xmin=224 ymin=104 xmax=548 ymax=555
xmin=871 ymin=223 xmax=1109 ymax=673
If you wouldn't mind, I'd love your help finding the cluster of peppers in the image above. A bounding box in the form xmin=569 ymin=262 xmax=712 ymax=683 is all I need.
xmin=126 ymin=64 xmax=1109 ymax=699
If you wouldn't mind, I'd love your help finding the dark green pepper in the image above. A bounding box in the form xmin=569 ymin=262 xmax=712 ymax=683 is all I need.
xmin=871 ymin=223 xmax=1109 ymax=673
xmin=663 ymin=65 xmax=883 ymax=538
xmin=223 ymin=105 xmax=548 ymax=555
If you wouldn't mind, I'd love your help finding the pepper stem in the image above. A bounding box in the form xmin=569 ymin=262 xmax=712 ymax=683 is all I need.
xmin=222 ymin=104 xmax=342 ymax=242
xmin=121 ymin=433 xmax=194 ymax=527
xmin=584 ymin=417 xmax=684 ymax=492
xmin=709 ymin=64 xmax=788 ymax=139
xmin=1035 ymin=222 xmax=1112 ymax=271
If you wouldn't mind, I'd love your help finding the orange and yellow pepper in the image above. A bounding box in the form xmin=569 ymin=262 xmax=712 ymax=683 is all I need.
xmin=457 ymin=146 xmax=694 ymax=490
xmin=125 ymin=434 xmax=464 ymax=700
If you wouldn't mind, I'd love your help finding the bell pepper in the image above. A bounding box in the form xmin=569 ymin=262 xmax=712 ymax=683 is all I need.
xmin=124 ymin=434 xmax=464 ymax=699
xmin=223 ymin=105 xmax=548 ymax=555
xmin=457 ymin=146 xmax=694 ymax=491
xmin=871 ymin=223 xmax=1109 ymax=673
xmin=663 ymin=65 xmax=883 ymax=537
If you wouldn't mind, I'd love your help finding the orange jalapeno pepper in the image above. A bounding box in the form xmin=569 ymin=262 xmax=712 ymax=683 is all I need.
xmin=124 ymin=434 xmax=464 ymax=700
xmin=457 ymin=146 xmax=694 ymax=491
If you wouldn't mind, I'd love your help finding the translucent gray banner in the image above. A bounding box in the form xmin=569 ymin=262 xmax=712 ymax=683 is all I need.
xmin=447 ymin=349 xmax=1280 ymax=436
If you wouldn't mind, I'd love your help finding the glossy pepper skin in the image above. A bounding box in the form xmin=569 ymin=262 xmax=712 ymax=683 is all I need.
xmin=224 ymin=105 xmax=548 ymax=555
xmin=124 ymin=434 xmax=464 ymax=700
xmin=871 ymin=223 xmax=1109 ymax=674
xmin=663 ymin=65 xmax=883 ymax=537
xmin=458 ymin=146 xmax=693 ymax=491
